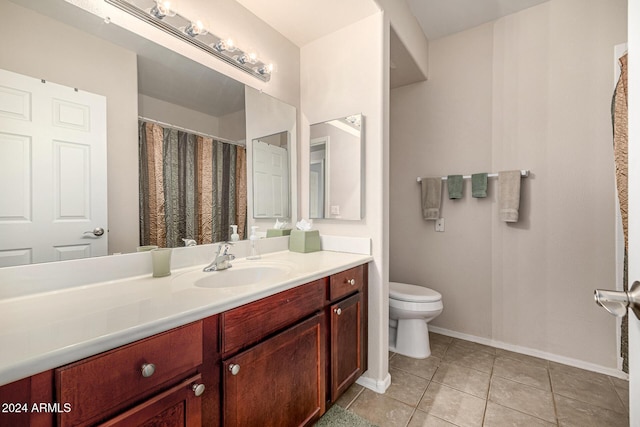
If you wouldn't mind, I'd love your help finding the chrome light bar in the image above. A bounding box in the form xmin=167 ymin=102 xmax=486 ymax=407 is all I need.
xmin=104 ymin=0 xmax=272 ymax=82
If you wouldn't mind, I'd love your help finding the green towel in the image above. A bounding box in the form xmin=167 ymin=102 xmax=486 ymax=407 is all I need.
xmin=472 ymin=173 xmax=488 ymax=198
xmin=447 ymin=175 xmax=463 ymax=199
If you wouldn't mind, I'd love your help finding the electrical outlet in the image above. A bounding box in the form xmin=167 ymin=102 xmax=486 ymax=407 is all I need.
xmin=330 ymin=205 xmax=340 ymax=215
xmin=435 ymin=218 xmax=445 ymax=232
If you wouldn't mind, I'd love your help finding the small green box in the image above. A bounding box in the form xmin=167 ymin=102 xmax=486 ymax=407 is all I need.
xmin=266 ymin=228 xmax=292 ymax=238
xmin=289 ymin=230 xmax=321 ymax=253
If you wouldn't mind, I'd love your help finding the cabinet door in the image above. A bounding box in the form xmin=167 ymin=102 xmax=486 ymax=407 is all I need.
xmin=223 ymin=314 xmax=324 ymax=427
xmin=330 ymin=293 xmax=363 ymax=401
xmin=98 ymin=374 xmax=204 ymax=427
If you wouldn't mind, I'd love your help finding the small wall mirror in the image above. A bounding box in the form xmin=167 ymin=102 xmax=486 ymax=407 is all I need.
xmin=252 ymin=131 xmax=290 ymax=218
xmin=309 ymin=114 xmax=364 ymax=220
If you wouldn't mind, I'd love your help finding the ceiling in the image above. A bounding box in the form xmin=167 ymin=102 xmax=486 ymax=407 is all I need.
xmin=237 ymin=0 xmax=550 ymax=46
xmin=235 ymin=0 xmax=381 ymax=47
xmin=407 ymin=0 xmax=550 ymax=40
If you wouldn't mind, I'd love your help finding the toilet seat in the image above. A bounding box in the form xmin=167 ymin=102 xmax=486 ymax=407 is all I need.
xmin=389 ymin=282 xmax=441 ymax=303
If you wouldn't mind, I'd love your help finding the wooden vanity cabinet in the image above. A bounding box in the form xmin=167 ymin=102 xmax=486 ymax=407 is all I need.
xmin=220 ymin=279 xmax=326 ymax=427
xmin=0 ymin=262 xmax=369 ymax=427
xmin=56 ymin=320 xmax=206 ymax=427
xmin=0 ymin=370 xmax=54 ymax=427
xmin=327 ymin=264 xmax=367 ymax=403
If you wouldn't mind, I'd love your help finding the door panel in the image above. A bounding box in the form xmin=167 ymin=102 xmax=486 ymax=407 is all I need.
xmin=0 ymin=68 xmax=107 ymax=266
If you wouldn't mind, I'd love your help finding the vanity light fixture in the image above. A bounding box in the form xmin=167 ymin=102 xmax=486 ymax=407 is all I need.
xmin=104 ymin=0 xmax=273 ymax=81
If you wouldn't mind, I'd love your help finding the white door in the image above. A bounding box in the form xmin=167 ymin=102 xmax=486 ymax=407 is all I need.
xmin=0 ymin=69 xmax=107 ymax=267
xmin=628 ymin=0 xmax=639 ymax=423
xmin=253 ymin=139 xmax=289 ymax=218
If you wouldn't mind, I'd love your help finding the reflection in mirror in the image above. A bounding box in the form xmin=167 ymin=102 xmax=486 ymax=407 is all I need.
xmin=245 ymin=86 xmax=297 ymax=225
xmin=309 ymin=114 xmax=364 ymax=220
xmin=252 ymin=132 xmax=290 ymax=219
xmin=138 ymin=120 xmax=247 ymax=248
xmin=0 ymin=0 xmax=296 ymax=267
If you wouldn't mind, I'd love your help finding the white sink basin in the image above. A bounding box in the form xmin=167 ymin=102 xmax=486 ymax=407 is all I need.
xmin=172 ymin=262 xmax=293 ymax=290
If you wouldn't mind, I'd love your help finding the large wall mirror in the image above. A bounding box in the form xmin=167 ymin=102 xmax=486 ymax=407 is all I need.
xmin=0 ymin=0 xmax=296 ymax=267
xmin=309 ymin=114 xmax=364 ymax=221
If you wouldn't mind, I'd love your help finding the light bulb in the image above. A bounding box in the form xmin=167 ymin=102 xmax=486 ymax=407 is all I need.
xmin=214 ymin=38 xmax=236 ymax=53
xmin=257 ymin=63 xmax=274 ymax=75
xmin=150 ymin=0 xmax=176 ymax=19
xmin=236 ymin=51 xmax=257 ymax=65
xmin=185 ymin=20 xmax=207 ymax=37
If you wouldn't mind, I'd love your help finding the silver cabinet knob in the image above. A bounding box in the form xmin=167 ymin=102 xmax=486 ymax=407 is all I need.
xmin=228 ymin=364 xmax=240 ymax=375
xmin=191 ymin=383 xmax=205 ymax=397
xmin=594 ymin=281 xmax=640 ymax=320
xmin=141 ymin=363 xmax=156 ymax=378
xmin=347 ymin=278 xmax=356 ymax=285
xmin=83 ymin=227 xmax=105 ymax=237
xmin=334 ymin=308 xmax=342 ymax=315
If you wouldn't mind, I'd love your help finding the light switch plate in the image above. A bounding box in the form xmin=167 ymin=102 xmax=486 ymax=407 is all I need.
xmin=435 ymin=218 xmax=445 ymax=232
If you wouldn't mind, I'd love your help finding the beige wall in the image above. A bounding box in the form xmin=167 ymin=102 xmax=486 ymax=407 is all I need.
xmin=0 ymin=0 xmax=139 ymax=256
xmin=301 ymin=13 xmax=389 ymax=389
xmin=390 ymin=0 xmax=627 ymax=370
xmin=138 ymin=94 xmax=221 ymax=137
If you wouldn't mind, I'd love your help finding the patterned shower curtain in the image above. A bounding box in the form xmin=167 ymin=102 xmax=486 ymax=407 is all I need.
xmin=138 ymin=121 xmax=247 ymax=248
xmin=612 ymin=53 xmax=628 ymax=373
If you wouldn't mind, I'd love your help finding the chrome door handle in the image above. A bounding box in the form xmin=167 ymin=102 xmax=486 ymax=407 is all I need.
xmin=84 ymin=227 xmax=105 ymax=237
xmin=594 ymin=281 xmax=640 ymax=320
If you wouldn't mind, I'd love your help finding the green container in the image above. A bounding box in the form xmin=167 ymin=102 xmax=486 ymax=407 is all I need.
xmin=266 ymin=228 xmax=292 ymax=238
xmin=289 ymin=230 xmax=321 ymax=253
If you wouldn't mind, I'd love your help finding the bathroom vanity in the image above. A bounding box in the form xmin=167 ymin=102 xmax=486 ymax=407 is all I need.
xmin=0 ymin=252 xmax=369 ymax=427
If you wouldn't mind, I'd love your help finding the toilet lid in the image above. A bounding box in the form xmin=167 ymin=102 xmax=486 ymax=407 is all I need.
xmin=389 ymin=282 xmax=442 ymax=302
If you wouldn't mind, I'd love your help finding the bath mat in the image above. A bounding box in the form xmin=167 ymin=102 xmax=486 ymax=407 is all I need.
xmin=314 ymin=405 xmax=378 ymax=427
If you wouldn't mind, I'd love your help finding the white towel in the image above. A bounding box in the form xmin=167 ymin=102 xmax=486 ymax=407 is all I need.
xmin=421 ymin=177 xmax=442 ymax=220
xmin=498 ymin=170 xmax=521 ymax=222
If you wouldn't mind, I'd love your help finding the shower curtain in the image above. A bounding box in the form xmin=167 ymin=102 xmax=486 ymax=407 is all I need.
xmin=612 ymin=53 xmax=628 ymax=373
xmin=138 ymin=121 xmax=247 ymax=248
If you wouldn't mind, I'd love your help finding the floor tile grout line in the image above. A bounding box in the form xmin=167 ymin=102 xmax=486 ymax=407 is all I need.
xmin=608 ymin=375 xmax=630 ymax=414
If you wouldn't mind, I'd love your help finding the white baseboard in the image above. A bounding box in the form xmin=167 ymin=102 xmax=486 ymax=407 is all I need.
xmin=429 ymin=326 xmax=629 ymax=380
xmin=356 ymin=371 xmax=392 ymax=393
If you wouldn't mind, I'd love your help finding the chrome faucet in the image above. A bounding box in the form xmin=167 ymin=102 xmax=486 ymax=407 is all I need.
xmin=182 ymin=238 xmax=197 ymax=247
xmin=203 ymin=243 xmax=235 ymax=272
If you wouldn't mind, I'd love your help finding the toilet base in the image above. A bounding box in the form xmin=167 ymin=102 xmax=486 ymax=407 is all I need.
xmin=389 ymin=318 xmax=431 ymax=359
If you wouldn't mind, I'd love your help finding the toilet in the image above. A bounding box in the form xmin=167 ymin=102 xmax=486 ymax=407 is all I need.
xmin=389 ymin=282 xmax=443 ymax=359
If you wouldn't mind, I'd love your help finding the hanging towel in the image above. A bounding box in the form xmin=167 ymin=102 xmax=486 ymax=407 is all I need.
xmin=498 ymin=170 xmax=521 ymax=222
xmin=447 ymin=175 xmax=463 ymax=199
xmin=421 ymin=177 xmax=441 ymax=220
xmin=472 ymin=173 xmax=488 ymax=198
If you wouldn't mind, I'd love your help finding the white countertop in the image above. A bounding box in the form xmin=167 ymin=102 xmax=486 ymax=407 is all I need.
xmin=0 ymin=250 xmax=372 ymax=387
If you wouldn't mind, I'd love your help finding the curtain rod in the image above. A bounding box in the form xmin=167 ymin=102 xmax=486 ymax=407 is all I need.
xmin=416 ymin=170 xmax=530 ymax=182
xmin=139 ymin=116 xmax=246 ymax=147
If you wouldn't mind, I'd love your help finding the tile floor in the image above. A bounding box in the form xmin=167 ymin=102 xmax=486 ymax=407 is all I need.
xmin=336 ymin=333 xmax=630 ymax=427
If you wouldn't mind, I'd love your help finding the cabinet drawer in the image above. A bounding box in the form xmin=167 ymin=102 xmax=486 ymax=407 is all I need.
xmin=329 ymin=265 xmax=364 ymax=301
xmin=98 ymin=374 xmax=203 ymax=427
xmin=221 ymin=279 xmax=326 ymax=355
xmin=56 ymin=321 xmax=203 ymax=426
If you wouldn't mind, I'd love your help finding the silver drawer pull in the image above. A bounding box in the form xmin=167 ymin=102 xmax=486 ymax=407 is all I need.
xmin=346 ymin=278 xmax=356 ymax=285
xmin=228 ymin=364 xmax=240 ymax=375
xmin=334 ymin=308 xmax=342 ymax=315
xmin=192 ymin=383 xmax=206 ymax=397
xmin=141 ymin=363 xmax=156 ymax=378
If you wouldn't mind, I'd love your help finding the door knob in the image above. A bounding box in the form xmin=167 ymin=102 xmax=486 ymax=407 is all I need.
xmin=84 ymin=227 xmax=105 ymax=237
xmin=594 ymin=281 xmax=640 ymax=320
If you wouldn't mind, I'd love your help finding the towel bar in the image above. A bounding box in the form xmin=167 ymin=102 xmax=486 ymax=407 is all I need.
xmin=416 ymin=170 xmax=530 ymax=182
